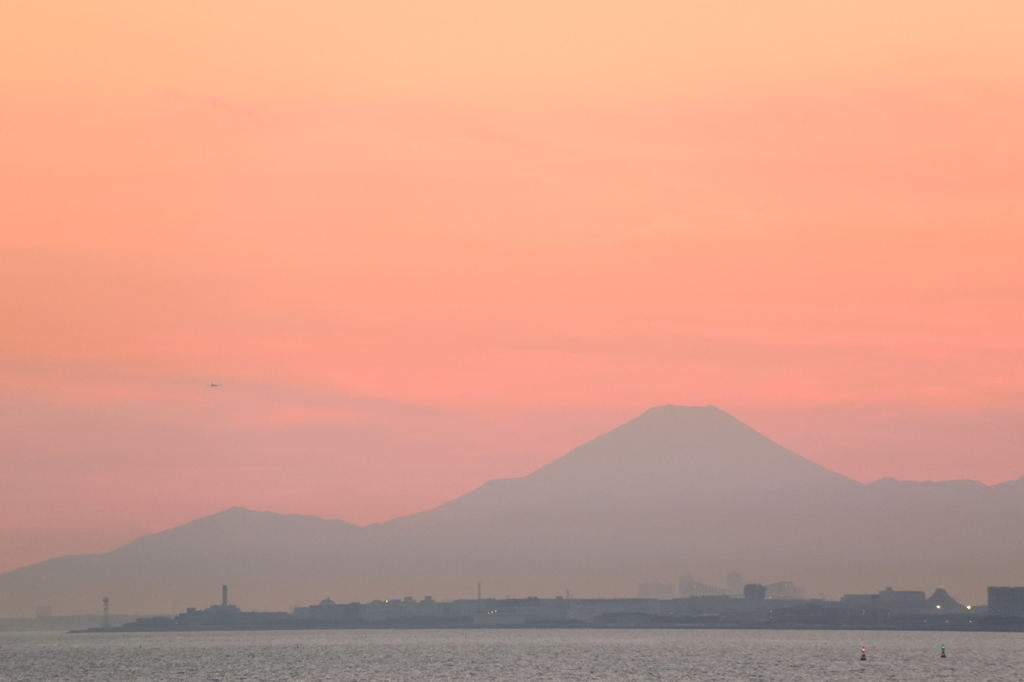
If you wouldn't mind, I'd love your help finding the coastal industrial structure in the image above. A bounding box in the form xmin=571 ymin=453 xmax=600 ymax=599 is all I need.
xmin=988 ymin=587 xmax=1024 ymax=616
xmin=78 ymin=583 xmax=1024 ymax=633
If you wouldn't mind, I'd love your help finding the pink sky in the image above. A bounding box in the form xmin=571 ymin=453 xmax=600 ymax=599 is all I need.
xmin=2 ymin=1 xmax=1024 ymax=572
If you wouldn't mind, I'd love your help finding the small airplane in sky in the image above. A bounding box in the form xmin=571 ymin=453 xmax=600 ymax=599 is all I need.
xmin=209 ymin=382 xmax=221 ymax=388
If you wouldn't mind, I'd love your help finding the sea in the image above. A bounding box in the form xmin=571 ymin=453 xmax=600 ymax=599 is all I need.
xmin=1 ymin=628 xmax=1022 ymax=681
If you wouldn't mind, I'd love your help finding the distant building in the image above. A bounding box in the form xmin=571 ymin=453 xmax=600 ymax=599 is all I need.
xmin=766 ymin=581 xmax=803 ymax=600
xmin=726 ymin=572 xmax=744 ymax=596
xmin=636 ymin=582 xmax=675 ymax=599
xmin=877 ymin=587 xmax=927 ymax=612
xmin=743 ymin=584 xmax=767 ymax=601
xmin=300 ymin=598 xmax=359 ymax=622
xmin=988 ymin=587 xmax=1024 ymax=616
xmin=841 ymin=591 xmax=876 ymax=603
xmin=927 ymin=588 xmax=966 ymax=612
xmin=678 ymin=575 xmax=729 ymax=598
xmin=842 ymin=587 xmax=928 ymax=613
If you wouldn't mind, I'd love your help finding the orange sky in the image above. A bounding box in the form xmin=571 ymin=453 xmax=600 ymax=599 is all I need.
xmin=2 ymin=1 xmax=1024 ymax=573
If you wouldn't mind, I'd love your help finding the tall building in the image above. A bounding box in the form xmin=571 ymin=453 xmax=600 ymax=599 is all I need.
xmin=988 ymin=587 xmax=1024 ymax=616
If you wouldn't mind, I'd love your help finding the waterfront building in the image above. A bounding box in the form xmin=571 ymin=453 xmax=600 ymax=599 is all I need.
xmin=988 ymin=587 xmax=1024 ymax=616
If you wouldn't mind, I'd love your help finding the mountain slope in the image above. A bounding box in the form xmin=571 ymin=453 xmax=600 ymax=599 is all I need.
xmin=385 ymin=405 xmax=856 ymax=529
xmin=1 ymin=405 xmax=1021 ymax=615
xmin=0 ymin=508 xmax=368 ymax=616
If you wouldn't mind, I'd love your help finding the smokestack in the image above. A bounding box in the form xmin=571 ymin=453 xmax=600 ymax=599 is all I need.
xmin=102 ymin=596 xmax=110 ymax=629
xmin=221 ymin=585 xmax=228 ymax=608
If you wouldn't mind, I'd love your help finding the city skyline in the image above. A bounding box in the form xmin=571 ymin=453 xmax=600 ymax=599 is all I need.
xmin=52 ymin=581 xmax=1024 ymax=634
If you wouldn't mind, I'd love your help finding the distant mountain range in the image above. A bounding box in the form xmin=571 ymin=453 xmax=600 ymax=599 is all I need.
xmin=2 ymin=405 xmax=1021 ymax=616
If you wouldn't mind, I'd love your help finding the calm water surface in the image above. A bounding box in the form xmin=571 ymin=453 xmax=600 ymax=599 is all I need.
xmin=1 ymin=628 xmax=1022 ymax=681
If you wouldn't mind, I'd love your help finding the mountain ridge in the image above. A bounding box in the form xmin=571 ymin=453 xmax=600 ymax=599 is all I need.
xmin=1 ymin=405 xmax=1021 ymax=615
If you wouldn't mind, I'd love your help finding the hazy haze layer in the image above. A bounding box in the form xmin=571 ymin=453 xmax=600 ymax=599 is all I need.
xmin=2 ymin=1 xmax=1024 ymax=571
xmin=2 ymin=407 xmax=1020 ymax=615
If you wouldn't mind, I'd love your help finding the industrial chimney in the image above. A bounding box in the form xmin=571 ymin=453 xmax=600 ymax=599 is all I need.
xmin=221 ymin=585 xmax=228 ymax=608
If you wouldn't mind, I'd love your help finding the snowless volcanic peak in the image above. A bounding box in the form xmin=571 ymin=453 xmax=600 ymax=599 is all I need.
xmin=1 ymin=406 xmax=1022 ymax=614
xmin=525 ymin=404 xmax=856 ymax=493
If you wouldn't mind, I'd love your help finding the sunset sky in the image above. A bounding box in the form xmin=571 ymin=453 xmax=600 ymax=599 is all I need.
xmin=2 ymin=1 xmax=1024 ymax=573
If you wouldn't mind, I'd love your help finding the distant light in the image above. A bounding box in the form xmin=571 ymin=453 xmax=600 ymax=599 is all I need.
xmin=936 ymin=604 xmax=942 ymax=609
xmin=966 ymin=605 xmax=973 ymax=610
